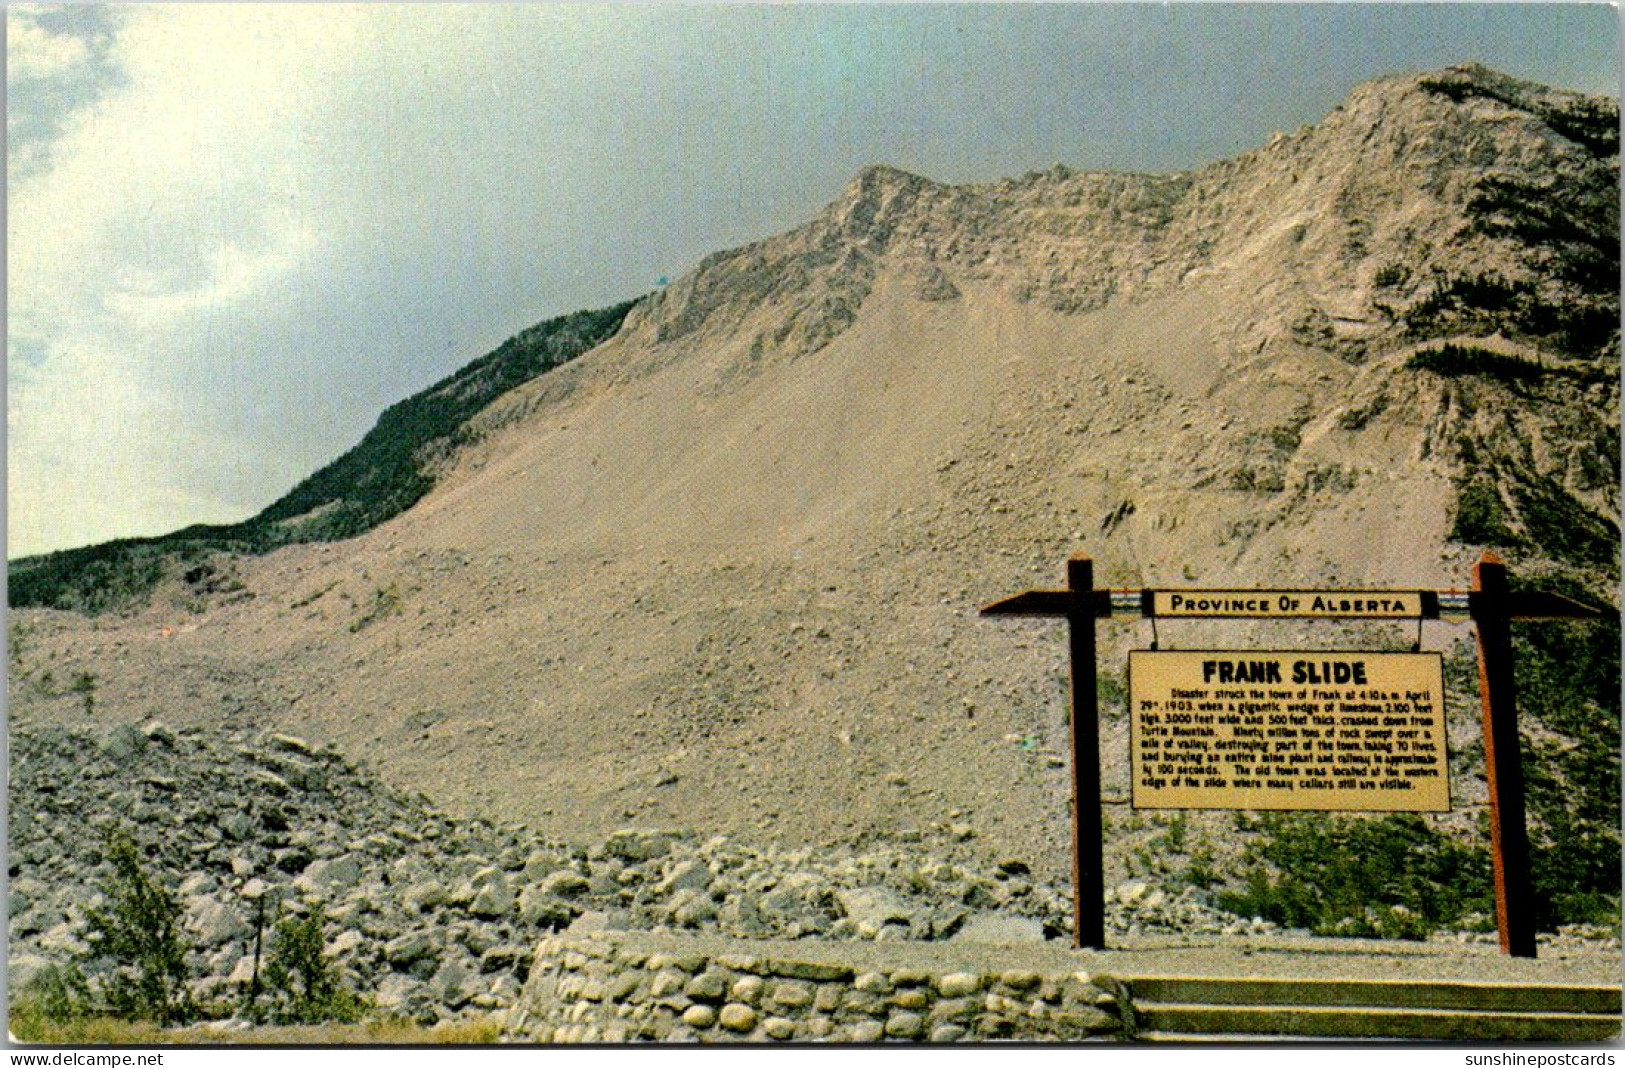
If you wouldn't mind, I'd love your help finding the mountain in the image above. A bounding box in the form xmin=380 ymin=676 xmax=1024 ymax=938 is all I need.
xmin=9 ymin=66 xmax=1617 ymax=907
xmin=8 ymin=301 xmax=637 ymax=613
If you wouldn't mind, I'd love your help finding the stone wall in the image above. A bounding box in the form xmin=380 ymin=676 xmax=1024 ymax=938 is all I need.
xmin=511 ymin=932 xmax=1131 ymax=1043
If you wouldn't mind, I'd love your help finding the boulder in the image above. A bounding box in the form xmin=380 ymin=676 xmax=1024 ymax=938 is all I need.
xmin=603 ymin=829 xmax=683 ymax=862
xmin=540 ymin=869 xmax=591 ymax=898
xmin=950 ymin=913 xmax=1047 ymax=944
xmin=297 ymin=854 xmax=363 ymax=896
xmin=517 ymin=887 xmax=580 ymax=928
xmin=187 ymin=897 xmax=249 ymax=948
xmin=657 ymin=860 xmax=713 ymax=896
xmin=384 ymin=930 xmax=438 ymax=967
xmin=834 ymin=886 xmax=915 ymax=934
xmin=667 ymin=888 xmax=718 ymax=927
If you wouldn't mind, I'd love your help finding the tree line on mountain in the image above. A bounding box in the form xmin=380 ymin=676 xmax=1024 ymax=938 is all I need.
xmin=8 ymin=300 xmax=637 ymax=614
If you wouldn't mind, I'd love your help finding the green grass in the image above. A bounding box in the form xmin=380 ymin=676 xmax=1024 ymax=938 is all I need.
xmin=9 ymin=1007 xmax=506 ymax=1046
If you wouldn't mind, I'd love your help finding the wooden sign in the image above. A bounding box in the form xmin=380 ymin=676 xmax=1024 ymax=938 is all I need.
xmin=981 ymin=552 xmax=1612 ymax=958
xmin=1128 ymin=650 xmax=1448 ymax=811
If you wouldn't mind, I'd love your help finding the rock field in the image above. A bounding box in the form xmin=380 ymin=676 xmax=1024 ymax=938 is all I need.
xmin=9 ymin=721 xmax=1289 ymax=1026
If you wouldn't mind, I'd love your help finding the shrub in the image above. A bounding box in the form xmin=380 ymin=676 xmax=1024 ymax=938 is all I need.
xmin=1216 ymin=813 xmax=1492 ymax=938
xmin=258 ymin=909 xmax=367 ymax=1025
xmin=80 ymin=833 xmax=194 ymax=1025
xmin=1450 ymin=477 xmax=1519 ymax=546
xmin=1373 ymin=262 xmax=1410 ymax=288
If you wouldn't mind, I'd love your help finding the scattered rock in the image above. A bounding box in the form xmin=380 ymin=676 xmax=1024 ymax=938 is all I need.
xmin=384 ymin=930 xmax=438 ymax=967
xmin=835 ymin=886 xmax=914 ymax=936
xmin=540 ymin=870 xmax=591 ymax=898
xmin=15 ymin=719 xmax=1553 ymax=1036
xmin=658 ymin=860 xmax=713 ymax=896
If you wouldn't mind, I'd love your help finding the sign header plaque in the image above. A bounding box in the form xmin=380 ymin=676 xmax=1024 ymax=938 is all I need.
xmin=1150 ymin=590 xmax=1426 ymax=619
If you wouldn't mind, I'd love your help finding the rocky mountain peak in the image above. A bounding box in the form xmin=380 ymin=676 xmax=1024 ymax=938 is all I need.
xmin=608 ymin=65 xmax=1614 ymax=384
xmin=9 ymin=66 xmax=1616 ymax=900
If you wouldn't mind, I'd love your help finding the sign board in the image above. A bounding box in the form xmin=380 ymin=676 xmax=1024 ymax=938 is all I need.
xmin=1151 ymin=590 xmax=1425 ymax=619
xmin=1129 ymin=650 xmax=1449 ymax=811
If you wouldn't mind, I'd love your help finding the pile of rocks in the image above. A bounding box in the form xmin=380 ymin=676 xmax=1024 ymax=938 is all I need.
xmin=10 ymin=722 xmax=1274 ymax=1026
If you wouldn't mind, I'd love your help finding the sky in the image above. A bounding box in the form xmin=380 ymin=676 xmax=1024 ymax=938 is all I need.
xmin=7 ymin=3 xmax=1619 ymax=558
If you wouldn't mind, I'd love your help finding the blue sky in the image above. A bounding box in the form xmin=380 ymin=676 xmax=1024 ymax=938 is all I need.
xmin=7 ymin=3 xmax=1619 ymax=557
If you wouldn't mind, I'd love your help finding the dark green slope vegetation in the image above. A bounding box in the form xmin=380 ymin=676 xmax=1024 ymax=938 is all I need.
xmin=1404 ymin=73 xmax=1619 ymax=580
xmin=9 ymin=300 xmax=638 ymax=614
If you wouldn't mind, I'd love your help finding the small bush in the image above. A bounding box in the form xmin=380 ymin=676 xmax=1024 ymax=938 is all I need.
xmin=1373 ymin=262 xmax=1410 ymax=288
xmin=80 ymin=833 xmax=194 ymax=1025
xmin=1450 ymin=477 xmax=1519 ymax=546
xmin=1510 ymin=476 xmax=1619 ymax=570
xmin=69 ymin=671 xmax=97 ymax=715
xmin=15 ymin=963 xmax=94 ymax=1027
xmin=259 ymin=909 xmax=366 ymax=1025
xmin=1216 ymin=813 xmax=1492 ymax=938
xmin=349 ymin=584 xmax=402 ymax=633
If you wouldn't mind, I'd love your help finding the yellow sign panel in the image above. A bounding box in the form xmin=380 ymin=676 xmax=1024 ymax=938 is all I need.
xmin=1151 ymin=590 xmax=1425 ymax=618
xmin=1129 ymin=650 xmax=1449 ymax=811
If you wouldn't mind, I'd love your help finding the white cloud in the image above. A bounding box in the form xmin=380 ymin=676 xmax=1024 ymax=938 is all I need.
xmin=7 ymin=5 xmax=691 ymax=557
xmin=8 ymin=6 xmax=371 ymax=555
xmin=7 ymin=8 xmax=91 ymax=82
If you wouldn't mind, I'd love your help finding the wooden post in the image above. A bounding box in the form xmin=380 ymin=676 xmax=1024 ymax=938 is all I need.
xmin=980 ymin=556 xmax=1110 ymax=949
xmin=1065 ymin=555 xmax=1105 ymax=950
xmin=1472 ymin=552 xmax=1537 ymax=958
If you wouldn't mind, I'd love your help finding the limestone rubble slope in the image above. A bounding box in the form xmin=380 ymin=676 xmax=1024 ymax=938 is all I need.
xmin=5 ymin=721 xmax=1271 ymax=1026
xmin=9 ymin=66 xmax=1618 ymax=881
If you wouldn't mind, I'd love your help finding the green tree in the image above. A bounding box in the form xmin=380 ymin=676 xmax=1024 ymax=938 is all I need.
xmin=260 ymin=908 xmax=365 ymax=1025
xmin=80 ymin=833 xmax=193 ymax=1024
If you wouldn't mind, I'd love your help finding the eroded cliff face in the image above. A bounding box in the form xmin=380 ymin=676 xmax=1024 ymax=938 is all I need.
xmin=609 ymin=64 xmax=1612 ymax=372
xmin=11 ymin=66 xmax=1616 ymax=877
